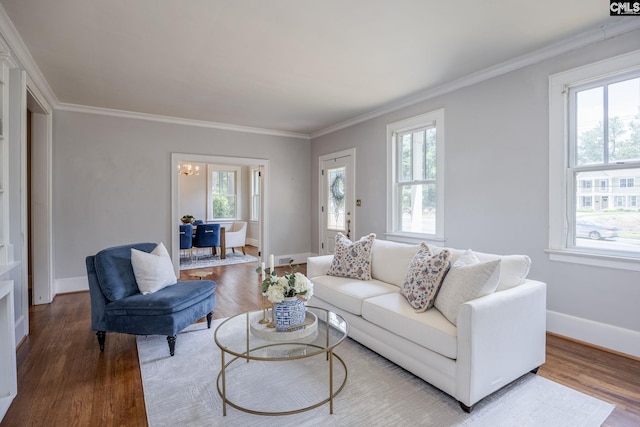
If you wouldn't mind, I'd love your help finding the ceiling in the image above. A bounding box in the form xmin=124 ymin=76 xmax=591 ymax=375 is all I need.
xmin=0 ymin=1 xmax=629 ymax=136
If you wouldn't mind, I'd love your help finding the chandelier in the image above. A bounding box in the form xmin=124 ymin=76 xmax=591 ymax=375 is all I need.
xmin=178 ymin=162 xmax=199 ymax=176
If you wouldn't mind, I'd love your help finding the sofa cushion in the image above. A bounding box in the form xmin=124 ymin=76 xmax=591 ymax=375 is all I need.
xmin=400 ymin=243 xmax=451 ymax=312
xmin=94 ymin=242 xmax=157 ymax=301
xmin=131 ymin=242 xmax=178 ymax=295
xmin=327 ymin=233 xmax=376 ymax=280
xmin=371 ymin=239 xmax=421 ymax=287
xmin=435 ymin=253 xmax=501 ymax=325
xmin=311 ymin=275 xmax=397 ymax=316
xmin=433 ymin=247 xmax=530 ymax=291
xmin=362 ymin=292 xmax=458 ymax=359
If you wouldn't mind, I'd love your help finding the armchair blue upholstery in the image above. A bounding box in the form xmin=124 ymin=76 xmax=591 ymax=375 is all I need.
xmin=86 ymin=242 xmax=217 ymax=356
xmin=193 ymin=223 xmax=221 ymax=259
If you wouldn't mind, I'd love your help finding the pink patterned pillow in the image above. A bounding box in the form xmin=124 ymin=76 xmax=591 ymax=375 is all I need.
xmin=400 ymin=243 xmax=451 ymax=312
xmin=327 ymin=233 xmax=376 ymax=280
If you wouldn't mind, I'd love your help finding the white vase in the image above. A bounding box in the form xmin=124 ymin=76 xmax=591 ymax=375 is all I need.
xmin=273 ymin=297 xmax=306 ymax=332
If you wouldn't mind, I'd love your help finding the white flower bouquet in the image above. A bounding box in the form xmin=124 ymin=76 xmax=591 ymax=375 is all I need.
xmin=256 ymin=265 xmax=313 ymax=304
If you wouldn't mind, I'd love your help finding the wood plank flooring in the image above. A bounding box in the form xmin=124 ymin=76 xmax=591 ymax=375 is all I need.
xmin=1 ymin=246 xmax=639 ymax=426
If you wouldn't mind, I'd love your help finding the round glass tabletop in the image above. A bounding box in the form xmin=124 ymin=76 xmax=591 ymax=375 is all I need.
xmin=214 ymin=306 xmax=348 ymax=360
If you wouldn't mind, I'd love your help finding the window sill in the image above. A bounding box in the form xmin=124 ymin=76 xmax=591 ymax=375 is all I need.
xmin=545 ymin=248 xmax=640 ymax=272
xmin=384 ymin=232 xmax=446 ymax=246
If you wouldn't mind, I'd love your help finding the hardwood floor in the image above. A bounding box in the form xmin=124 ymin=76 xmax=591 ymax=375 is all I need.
xmin=2 ymin=246 xmax=639 ymax=426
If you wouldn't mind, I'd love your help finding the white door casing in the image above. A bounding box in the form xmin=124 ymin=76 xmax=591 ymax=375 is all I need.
xmin=319 ymin=149 xmax=355 ymax=255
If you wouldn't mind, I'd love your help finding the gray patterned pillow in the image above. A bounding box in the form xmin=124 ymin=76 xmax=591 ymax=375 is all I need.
xmin=327 ymin=233 xmax=376 ymax=280
xmin=400 ymin=243 xmax=451 ymax=312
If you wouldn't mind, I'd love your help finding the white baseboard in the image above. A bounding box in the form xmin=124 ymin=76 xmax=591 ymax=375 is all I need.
xmin=14 ymin=314 xmax=27 ymax=347
xmin=246 ymin=238 xmax=259 ymax=247
xmin=274 ymin=252 xmax=316 ymax=267
xmin=55 ymin=276 xmax=89 ymax=295
xmin=547 ymin=310 xmax=640 ymax=358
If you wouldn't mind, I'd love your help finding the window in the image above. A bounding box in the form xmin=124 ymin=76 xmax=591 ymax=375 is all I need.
xmin=387 ymin=109 xmax=445 ymax=242
xmin=251 ymin=168 xmax=261 ymax=221
xmin=207 ymin=165 xmax=241 ymax=221
xmin=549 ymin=50 xmax=640 ymax=269
xmin=580 ymin=180 xmax=593 ymax=190
xmin=620 ymin=178 xmax=634 ymax=188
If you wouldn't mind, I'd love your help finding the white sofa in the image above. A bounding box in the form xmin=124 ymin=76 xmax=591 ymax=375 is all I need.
xmin=307 ymin=238 xmax=546 ymax=411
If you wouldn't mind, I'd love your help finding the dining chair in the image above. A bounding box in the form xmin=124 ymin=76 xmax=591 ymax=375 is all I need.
xmin=179 ymin=223 xmax=193 ymax=261
xmin=192 ymin=223 xmax=221 ymax=260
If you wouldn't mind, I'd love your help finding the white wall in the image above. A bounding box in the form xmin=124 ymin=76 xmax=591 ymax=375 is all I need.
xmin=53 ymin=110 xmax=311 ymax=282
xmin=310 ymin=29 xmax=640 ymax=356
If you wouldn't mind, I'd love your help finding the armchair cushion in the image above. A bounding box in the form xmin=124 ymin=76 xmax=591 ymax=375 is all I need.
xmin=131 ymin=242 xmax=178 ymax=295
xmin=106 ymin=280 xmax=216 ymax=316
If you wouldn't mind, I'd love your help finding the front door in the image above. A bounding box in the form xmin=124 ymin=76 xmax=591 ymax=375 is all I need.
xmin=319 ymin=149 xmax=355 ymax=254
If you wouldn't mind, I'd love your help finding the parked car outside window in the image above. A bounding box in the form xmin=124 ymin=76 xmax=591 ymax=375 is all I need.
xmin=576 ymin=221 xmax=619 ymax=240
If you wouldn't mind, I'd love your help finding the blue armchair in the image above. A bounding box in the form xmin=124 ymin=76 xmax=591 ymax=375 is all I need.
xmin=86 ymin=242 xmax=217 ymax=356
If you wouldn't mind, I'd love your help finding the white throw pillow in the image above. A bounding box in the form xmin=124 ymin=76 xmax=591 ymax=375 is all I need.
xmin=435 ymin=250 xmax=501 ymax=325
xmin=131 ymin=242 xmax=178 ymax=295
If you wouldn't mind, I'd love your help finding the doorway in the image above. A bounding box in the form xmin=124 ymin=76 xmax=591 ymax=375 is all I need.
xmin=170 ymin=153 xmax=269 ymax=271
xmin=319 ymin=149 xmax=356 ymax=255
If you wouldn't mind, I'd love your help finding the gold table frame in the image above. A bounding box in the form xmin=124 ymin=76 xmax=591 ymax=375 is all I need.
xmin=214 ymin=307 xmax=349 ymax=416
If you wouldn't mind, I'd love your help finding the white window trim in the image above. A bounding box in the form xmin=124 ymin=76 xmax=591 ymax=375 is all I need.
xmin=250 ymin=167 xmax=260 ymax=222
xmin=207 ymin=164 xmax=242 ymax=221
xmin=386 ymin=109 xmax=445 ymax=244
xmin=548 ymin=49 xmax=640 ymax=271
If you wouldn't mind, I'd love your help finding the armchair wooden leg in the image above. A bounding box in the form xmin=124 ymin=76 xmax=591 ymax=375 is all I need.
xmin=241 ymin=246 xmax=246 ymax=255
xmin=207 ymin=312 xmax=213 ymax=328
xmin=530 ymin=366 xmax=540 ymax=374
xmin=96 ymin=331 xmax=106 ymax=351
xmin=167 ymin=335 xmax=177 ymax=356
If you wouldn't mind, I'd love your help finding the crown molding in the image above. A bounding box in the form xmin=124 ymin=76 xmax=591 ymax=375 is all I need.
xmin=57 ymin=103 xmax=310 ymax=140
xmin=310 ymin=18 xmax=640 ymax=139
xmin=0 ymin=3 xmax=59 ymax=110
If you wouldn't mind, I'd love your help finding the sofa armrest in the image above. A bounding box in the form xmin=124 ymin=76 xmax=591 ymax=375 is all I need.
xmin=307 ymin=255 xmax=334 ymax=278
xmin=455 ymin=279 xmax=546 ymax=407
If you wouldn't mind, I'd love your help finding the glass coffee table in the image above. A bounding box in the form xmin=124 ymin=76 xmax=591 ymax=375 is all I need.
xmin=214 ymin=306 xmax=349 ymax=416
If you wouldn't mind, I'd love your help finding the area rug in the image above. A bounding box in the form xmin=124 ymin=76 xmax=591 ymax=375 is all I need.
xmin=137 ymin=322 xmax=614 ymax=427
xmin=180 ymin=253 xmax=258 ymax=270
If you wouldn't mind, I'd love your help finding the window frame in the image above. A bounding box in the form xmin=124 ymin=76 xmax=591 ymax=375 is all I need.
xmin=250 ymin=167 xmax=260 ymax=221
xmin=548 ymin=49 xmax=640 ymax=271
xmin=207 ymin=164 xmax=242 ymax=221
xmin=386 ymin=109 xmax=445 ymax=243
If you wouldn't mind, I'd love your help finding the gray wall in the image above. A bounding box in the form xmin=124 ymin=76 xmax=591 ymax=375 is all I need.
xmin=311 ymin=31 xmax=640 ymax=337
xmin=53 ymin=110 xmax=310 ymax=279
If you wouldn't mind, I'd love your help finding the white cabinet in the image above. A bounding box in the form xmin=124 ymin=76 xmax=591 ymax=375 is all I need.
xmin=0 ymin=280 xmax=16 ymax=421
